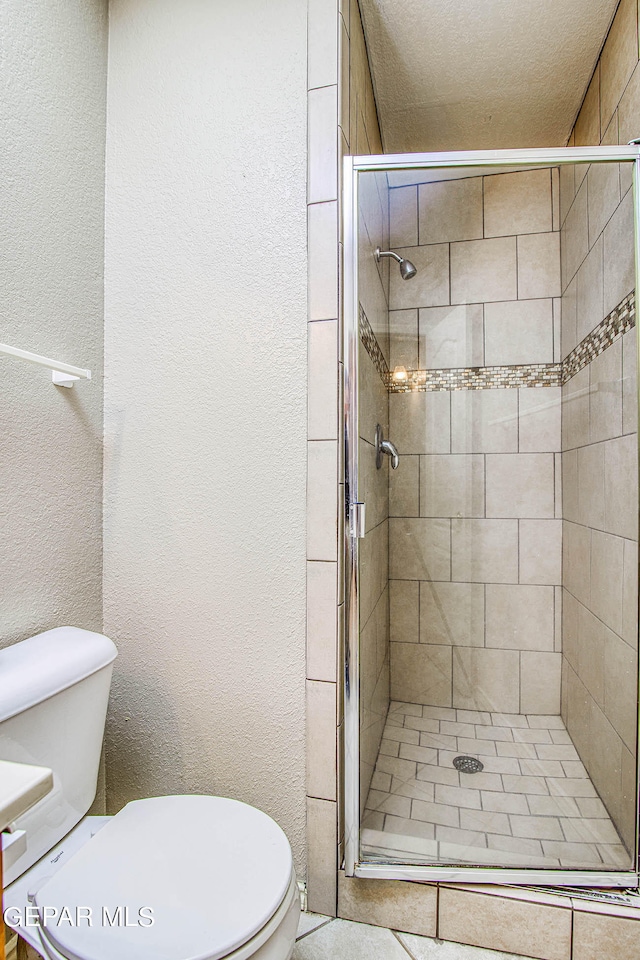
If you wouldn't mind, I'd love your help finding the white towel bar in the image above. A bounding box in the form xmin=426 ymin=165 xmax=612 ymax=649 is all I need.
xmin=0 ymin=342 xmax=91 ymax=388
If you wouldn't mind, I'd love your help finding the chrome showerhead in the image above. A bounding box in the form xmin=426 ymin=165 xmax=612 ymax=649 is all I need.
xmin=374 ymin=247 xmax=417 ymax=280
xmin=399 ymin=257 xmax=417 ymax=280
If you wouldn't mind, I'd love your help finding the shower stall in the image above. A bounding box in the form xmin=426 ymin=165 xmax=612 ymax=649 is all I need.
xmin=343 ymin=146 xmax=640 ymax=887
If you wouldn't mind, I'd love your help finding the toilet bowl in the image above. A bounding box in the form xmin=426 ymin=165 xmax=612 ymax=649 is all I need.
xmin=1 ymin=629 xmax=300 ymax=960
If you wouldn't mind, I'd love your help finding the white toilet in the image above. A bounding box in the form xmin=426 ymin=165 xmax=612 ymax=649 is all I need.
xmin=1 ymin=627 xmax=300 ymax=960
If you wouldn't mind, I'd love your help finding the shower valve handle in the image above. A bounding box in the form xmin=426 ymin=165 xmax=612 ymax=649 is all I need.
xmin=375 ymin=424 xmax=399 ymax=470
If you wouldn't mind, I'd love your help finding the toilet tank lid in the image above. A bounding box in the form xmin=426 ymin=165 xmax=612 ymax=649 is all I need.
xmin=0 ymin=627 xmax=117 ymax=723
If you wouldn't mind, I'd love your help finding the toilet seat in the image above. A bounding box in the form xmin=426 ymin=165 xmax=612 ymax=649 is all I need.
xmin=31 ymin=796 xmax=296 ymax=960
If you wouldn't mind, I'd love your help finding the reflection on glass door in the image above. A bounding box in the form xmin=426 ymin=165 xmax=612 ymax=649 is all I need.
xmin=346 ymin=148 xmax=640 ymax=885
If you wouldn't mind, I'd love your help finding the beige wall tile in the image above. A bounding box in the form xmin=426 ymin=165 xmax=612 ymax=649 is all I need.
xmin=552 ymin=168 xmax=560 ymax=232
xmin=577 ymin=604 xmax=611 ymax=707
xmin=561 ymin=178 xmax=588 ymax=290
xmin=453 ymin=648 xmax=520 ymax=713
xmin=389 ymin=453 xmax=419 ymax=517
xmin=418 ymin=176 xmax=483 ymax=244
xmin=390 ymin=309 xmax=419 ymax=371
xmin=309 ymin=201 xmax=338 ymax=320
xmin=484 ymin=299 xmax=554 ymax=365
xmin=420 ymin=581 xmax=485 ymax=647
xmin=577 ymin=441 xmax=605 ymax=530
xmin=451 ymin=389 xmax=518 ymax=453
xmin=391 ymin=641 xmax=452 ymax=706
xmin=339 ymin=16 xmax=349 ymax=138
xmin=390 ymin=579 xmax=419 ymax=644
xmin=519 ymin=519 xmax=562 ymax=586
xmin=359 ymin=438 xmax=388 ymax=533
xmin=389 ymin=517 xmax=451 ymax=581
xmin=561 ymin=275 xmax=577 ymax=358
xmin=517 ymin=232 xmax=561 ymax=300
xmin=452 ymin=519 xmax=519 ymax=583
xmin=484 ymin=169 xmax=553 ymax=238
xmin=307 ymin=561 xmax=338 ymax=681
xmin=573 ymin=910 xmax=640 ymax=960
xmin=604 ymin=433 xmax=638 ymax=539
xmin=307 ymin=798 xmax=337 ymax=916
xmin=486 ymin=453 xmax=555 ymax=519
xmin=389 ymin=186 xmax=418 ymax=247
xmin=451 ymin=236 xmax=517 ymax=304
xmin=359 ymin=346 xmax=389 ymax=446
xmin=603 ymin=189 xmax=635 ymax=316
xmin=519 ymin=387 xmax=561 ymax=453
xmin=308 ymin=320 xmax=338 ymax=440
xmin=553 ymin=297 xmax=562 ymax=362
xmin=562 ymin=366 xmax=589 ymax=450
xmin=308 ymin=0 xmax=339 ymax=90
xmin=587 ymin=162 xmax=621 ymax=248
xmin=599 ymin=0 xmax=638 ymax=132
xmin=591 ymin=528 xmax=624 ymax=635
xmin=308 ymin=85 xmax=338 ymax=204
xmin=563 ymin=448 xmax=579 ymax=523
xmin=559 ymin=163 xmax=575 ymax=229
xmin=486 ymin=585 xmax=555 ymax=650
xmin=562 ymin=521 xmax=591 ymax=608
xmin=618 ymin=60 xmax=640 ymax=142
xmin=308 ymin=440 xmax=338 ymax=560
xmin=390 ymin=391 xmax=451 ymax=454
xmin=589 ymin=337 xmax=623 ymax=443
xmin=359 ymin=519 xmax=388 ymax=623
xmin=576 ymin=237 xmax=604 ymax=343
xmin=622 ymin=537 xmax=638 ymax=647
xmin=338 ymin=872 xmax=437 ymax=936
xmin=419 ymin=303 xmax=484 ymax=368
xmin=575 ymin=64 xmax=600 ymax=145
xmin=389 ymin=243 xmax=449 ymax=310
xmin=620 ymin=741 xmax=637 ymax=848
xmin=419 ymin=454 xmax=485 ymax=518
xmin=521 ymin=651 xmax=562 ymax=714
xmin=622 ymin=327 xmax=637 ymax=434
xmin=604 ymin=629 xmax=638 ymax=749
xmin=306 ymin=680 xmax=337 ymax=800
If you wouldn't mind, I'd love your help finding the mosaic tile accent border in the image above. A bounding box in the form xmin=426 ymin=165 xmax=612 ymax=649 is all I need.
xmin=359 ymin=293 xmax=635 ymax=393
xmin=388 ymin=363 xmax=561 ymax=393
xmin=359 ymin=306 xmax=389 ymax=384
xmin=561 ymin=291 xmax=635 ymax=384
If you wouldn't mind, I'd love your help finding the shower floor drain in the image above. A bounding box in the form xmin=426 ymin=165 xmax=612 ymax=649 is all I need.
xmin=453 ymin=755 xmax=484 ymax=774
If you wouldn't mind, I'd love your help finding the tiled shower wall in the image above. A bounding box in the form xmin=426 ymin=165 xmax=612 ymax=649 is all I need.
xmin=358 ymin=174 xmax=390 ymax=810
xmin=386 ymin=169 xmax=564 ymax=715
xmin=559 ymin=0 xmax=639 ymax=853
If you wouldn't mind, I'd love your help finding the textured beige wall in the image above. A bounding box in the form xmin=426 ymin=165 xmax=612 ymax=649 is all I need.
xmin=0 ymin=0 xmax=106 ymax=647
xmin=104 ymin=0 xmax=307 ymax=875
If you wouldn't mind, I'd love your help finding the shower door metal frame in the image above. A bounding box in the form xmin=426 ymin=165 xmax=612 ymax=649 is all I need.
xmin=343 ymin=145 xmax=640 ymax=887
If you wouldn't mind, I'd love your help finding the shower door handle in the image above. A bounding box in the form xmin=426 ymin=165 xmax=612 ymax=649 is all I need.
xmin=349 ymin=502 xmax=366 ymax=538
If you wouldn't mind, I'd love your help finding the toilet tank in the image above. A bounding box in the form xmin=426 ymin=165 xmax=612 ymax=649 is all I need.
xmin=0 ymin=627 xmax=117 ymax=885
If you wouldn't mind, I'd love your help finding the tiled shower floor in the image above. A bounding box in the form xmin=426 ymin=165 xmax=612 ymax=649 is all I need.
xmin=362 ymin=701 xmax=630 ymax=870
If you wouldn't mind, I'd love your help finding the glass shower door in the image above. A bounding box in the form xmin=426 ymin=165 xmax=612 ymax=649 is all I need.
xmin=344 ymin=146 xmax=640 ymax=886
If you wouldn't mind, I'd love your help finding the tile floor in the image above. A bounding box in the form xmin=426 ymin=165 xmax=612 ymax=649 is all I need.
xmin=362 ymin=701 xmax=630 ymax=870
xmin=294 ymin=913 xmax=540 ymax=959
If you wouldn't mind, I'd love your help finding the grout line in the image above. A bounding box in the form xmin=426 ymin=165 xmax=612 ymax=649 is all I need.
xmin=391 ymin=928 xmax=420 ymax=959
xmin=296 ymin=918 xmax=335 ymax=942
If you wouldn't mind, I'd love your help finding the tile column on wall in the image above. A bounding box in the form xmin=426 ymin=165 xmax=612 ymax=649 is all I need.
xmin=306 ymin=0 xmax=386 ymax=915
xmin=307 ymin=0 xmax=341 ymax=917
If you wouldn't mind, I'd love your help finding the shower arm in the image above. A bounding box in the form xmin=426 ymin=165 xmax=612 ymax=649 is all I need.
xmin=374 ymin=247 xmax=402 ymax=264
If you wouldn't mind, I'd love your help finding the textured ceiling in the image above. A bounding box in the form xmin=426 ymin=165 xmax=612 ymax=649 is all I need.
xmin=359 ymin=0 xmax=620 ymax=152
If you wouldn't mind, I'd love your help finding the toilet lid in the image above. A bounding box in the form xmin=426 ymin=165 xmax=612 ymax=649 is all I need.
xmin=34 ymin=796 xmax=294 ymax=960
